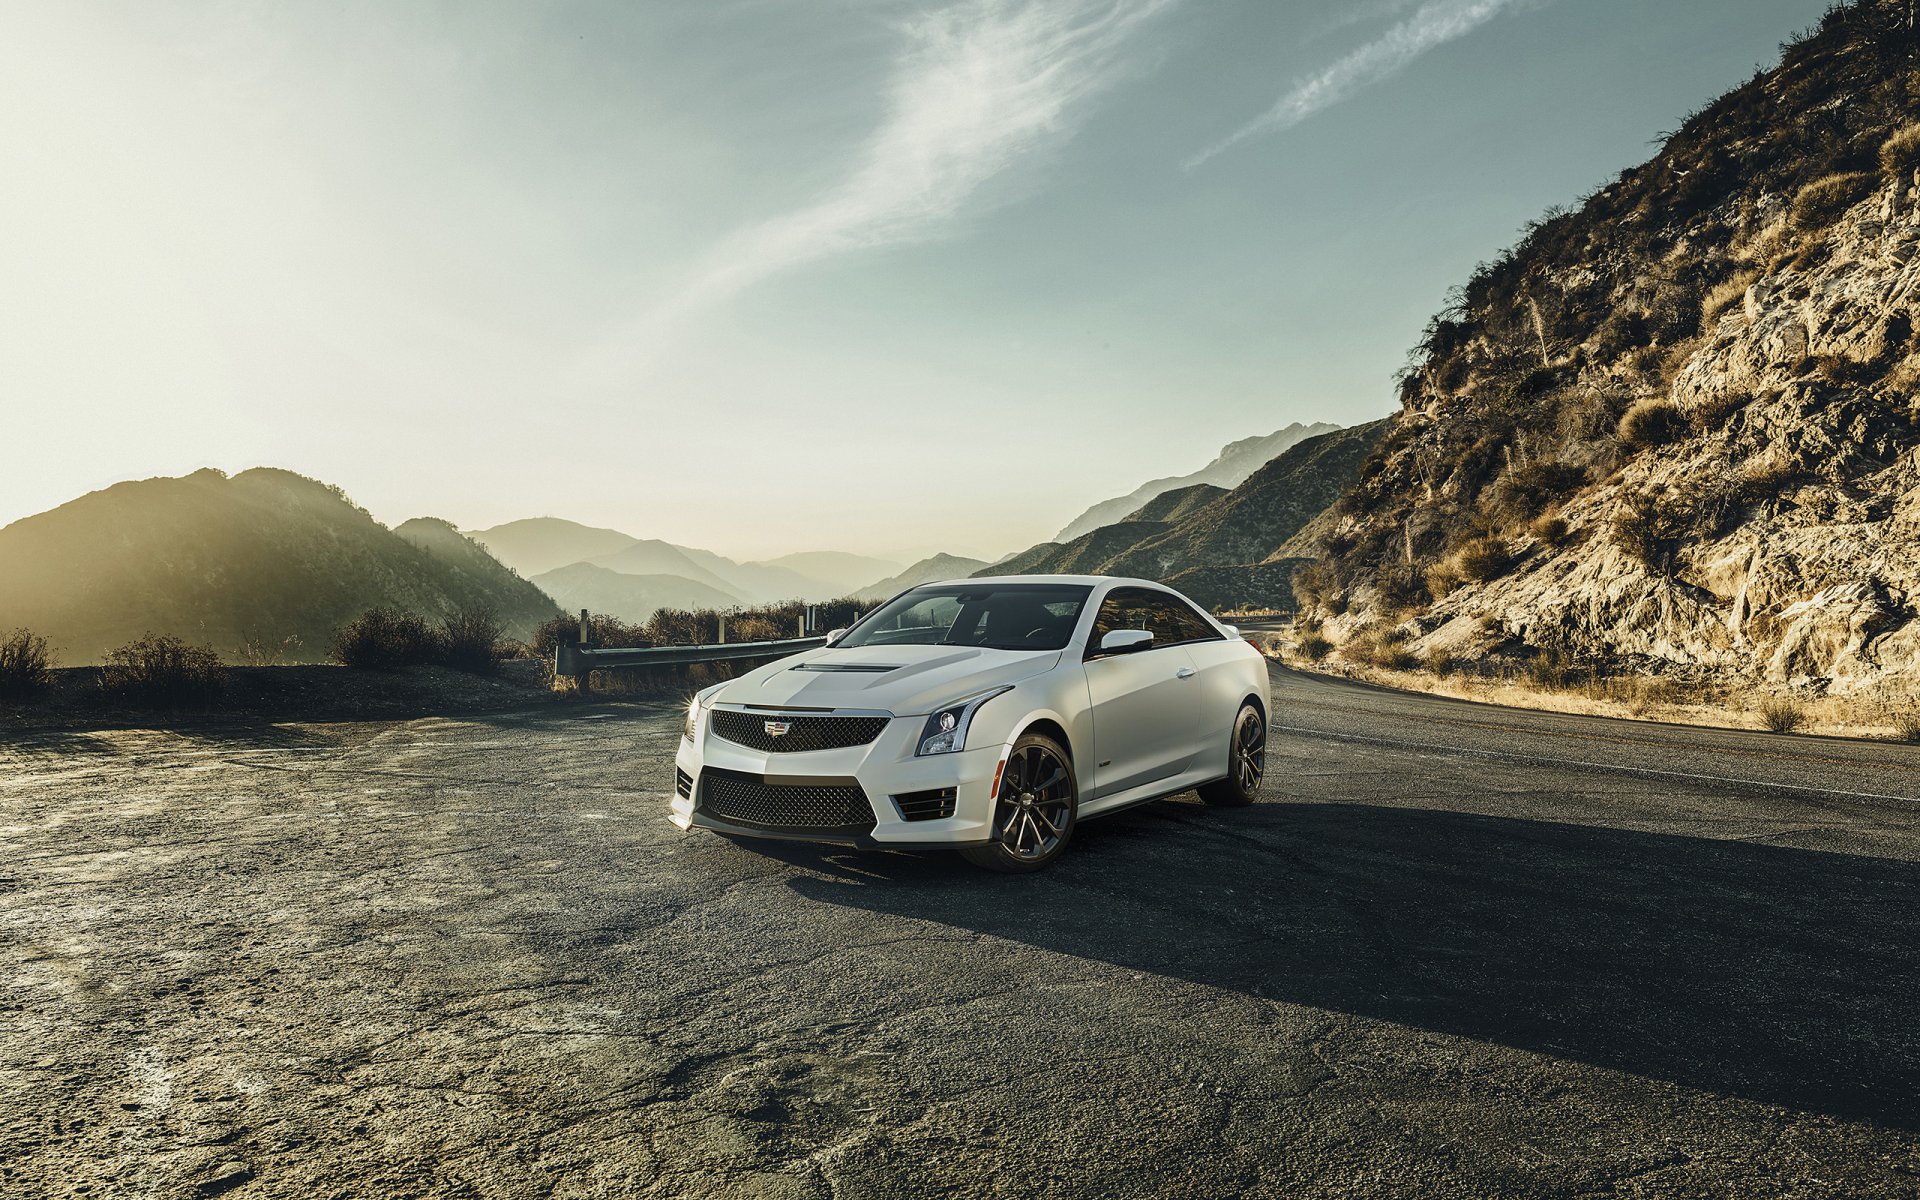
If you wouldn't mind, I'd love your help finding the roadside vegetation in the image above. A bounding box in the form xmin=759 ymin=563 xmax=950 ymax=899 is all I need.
xmin=0 ymin=629 xmax=55 ymax=701
xmin=1268 ymin=616 xmax=1918 ymax=741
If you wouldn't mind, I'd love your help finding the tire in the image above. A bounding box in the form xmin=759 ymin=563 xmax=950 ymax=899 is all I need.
xmin=1197 ymin=703 xmax=1265 ymax=807
xmin=960 ymin=734 xmax=1077 ymax=873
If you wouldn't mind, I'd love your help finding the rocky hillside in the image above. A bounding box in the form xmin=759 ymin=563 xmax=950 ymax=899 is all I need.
xmin=984 ymin=422 xmax=1384 ymax=609
xmin=0 ymin=469 xmax=558 ymax=663
xmin=1310 ymin=1 xmax=1920 ymax=697
xmin=1053 ymin=421 xmax=1340 ymax=542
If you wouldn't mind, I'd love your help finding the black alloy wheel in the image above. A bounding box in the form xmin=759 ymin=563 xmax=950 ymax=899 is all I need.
xmin=961 ymin=734 xmax=1077 ymax=872
xmin=1198 ymin=704 xmax=1265 ymax=807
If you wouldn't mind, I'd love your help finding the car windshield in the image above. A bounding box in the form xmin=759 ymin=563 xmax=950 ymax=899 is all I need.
xmin=837 ymin=584 xmax=1093 ymax=652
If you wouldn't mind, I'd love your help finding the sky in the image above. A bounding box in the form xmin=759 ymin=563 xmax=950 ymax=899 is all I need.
xmin=0 ymin=0 xmax=1832 ymax=563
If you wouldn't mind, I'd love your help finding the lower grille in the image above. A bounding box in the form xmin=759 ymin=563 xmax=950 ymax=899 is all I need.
xmin=710 ymin=709 xmax=889 ymax=754
xmin=674 ymin=767 xmax=694 ymax=799
xmin=893 ymin=787 xmax=957 ymax=822
xmin=698 ymin=767 xmax=876 ymax=835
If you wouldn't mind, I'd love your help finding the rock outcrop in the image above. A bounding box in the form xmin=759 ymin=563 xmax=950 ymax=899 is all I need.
xmin=1315 ymin=2 xmax=1920 ymax=698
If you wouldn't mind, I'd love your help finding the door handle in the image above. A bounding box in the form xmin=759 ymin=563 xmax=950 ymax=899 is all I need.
xmin=1175 ymin=667 xmax=1195 ymax=679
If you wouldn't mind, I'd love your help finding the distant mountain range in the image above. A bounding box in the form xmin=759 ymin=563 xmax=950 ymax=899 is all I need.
xmin=1053 ymin=422 xmax=1342 ymax=543
xmin=465 ymin=518 xmax=901 ymax=608
xmin=0 ymin=414 xmax=1377 ymax=665
xmin=0 ymin=469 xmax=557 ymax=664
xmin=529 ymin=562 xmax=739 ymax=626
xmin=856 ymin=553 xmax=993 ymax=600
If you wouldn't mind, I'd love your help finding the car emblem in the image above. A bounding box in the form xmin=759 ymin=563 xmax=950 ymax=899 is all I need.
xmin=764 ymin=720 xmax=792 ymax=737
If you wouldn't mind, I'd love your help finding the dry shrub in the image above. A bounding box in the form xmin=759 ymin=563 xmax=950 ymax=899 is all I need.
xmin=1455 ymin=535 xmax=1513 ymax=583
xmin=1880 ymin=122 xmax=1920 ymax=180
xmin=1530 ymin=514 xmax=1571 ymax=548
xmin=1701 ymin=268 xmax=1761 ymax=323
xmin=1891 ymin=710 xmax=1920 ymax=743
xmin=1689 ymin=388 xmax=1755 ymax=431
xmin=1618 ymin=398 xmax=1686 ymax=449
xmin=331 ymin=609 xmax=438 ymax=670
xmin=1761 ymin=698 xmax=1806 ymax=734
xmin=102 ymin=635 xmax=226 ymax=708
xmin=1522 ymin=647 xmax=1587 ymax=690
xmin=1347 ymin=627 xmax=1418 ymax=671
xmin=1790 ymin=172 xmax=1875 ymax=231
xmin=0 ymin=629 xmax=55 ymax=701
xmin=1423 ymin=647 xmax=1458 ymax=676
xmin=1294 ymin=631 xmax=1333 ymax=662
xmin=438 ymin=610 xmax=505 ymax=675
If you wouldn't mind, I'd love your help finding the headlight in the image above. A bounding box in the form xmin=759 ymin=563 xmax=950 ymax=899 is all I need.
xmin=682 ymin=696 xmax=700 ymax=743
xmin=916 ymin=686 xmax=1012 ymax=757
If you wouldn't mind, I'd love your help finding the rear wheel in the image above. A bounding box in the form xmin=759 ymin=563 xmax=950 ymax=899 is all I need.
xmin=960 ymin=734 xmax=1076 ymax=873
xmin=1197 ymin=703 xmax=1265 ymax=807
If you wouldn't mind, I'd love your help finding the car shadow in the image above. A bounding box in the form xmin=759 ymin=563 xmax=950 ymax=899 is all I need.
xmin=769 ymin=801 xmax=1920 ymax=1129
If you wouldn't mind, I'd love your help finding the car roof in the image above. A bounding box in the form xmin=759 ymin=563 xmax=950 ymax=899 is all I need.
xmin=918 ymin=575 xmax=1170 ymax=591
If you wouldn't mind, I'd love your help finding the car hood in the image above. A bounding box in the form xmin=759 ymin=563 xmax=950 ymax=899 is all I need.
xmin=713 ymin=644 xmax=1062 ymax=716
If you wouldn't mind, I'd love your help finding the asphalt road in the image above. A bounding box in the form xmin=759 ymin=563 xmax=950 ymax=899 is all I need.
xmin=3 ymin=664 xmax=1918 ymax=1198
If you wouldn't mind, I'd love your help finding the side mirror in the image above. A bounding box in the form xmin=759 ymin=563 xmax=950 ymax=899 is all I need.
xmin=824 ymin=628 xmax=848 ymax=646
xmin=1098 ymin=629 xmax=1154 ymax=656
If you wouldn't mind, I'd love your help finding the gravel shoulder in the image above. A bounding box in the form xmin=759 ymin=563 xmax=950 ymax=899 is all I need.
xmin=3 ymin=664 xmax=1917 ymax=1198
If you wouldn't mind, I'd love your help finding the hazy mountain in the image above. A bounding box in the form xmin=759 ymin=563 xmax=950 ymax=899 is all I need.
xmin=531 ymin=563 xmax=740 ymax=625
xmin=1314 ymin=2 xmax=1920 ymax=694
xmin=978 ymin=423 xmax=1385 ymax=610
xmin=0 ymin=469 xmax=558 ymax=663
xmin=758 ymin=551 xmax=903 ymax=595
xmin=587 ymin=541 xmax=746 ymax=602
xmin=857 ymin=553 xmax=992 ymax=599
xmin=465 ymin=516 xmax=876 ymax=604
xmin=1054 ymin=421 xmax=1342 ymax=543
xmin=466 ymin=517 xmax=640 ymax=579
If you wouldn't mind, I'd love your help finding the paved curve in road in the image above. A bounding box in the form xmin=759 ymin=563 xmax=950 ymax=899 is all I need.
xmin=3 ymin=664 xmax=1917 ymax=1198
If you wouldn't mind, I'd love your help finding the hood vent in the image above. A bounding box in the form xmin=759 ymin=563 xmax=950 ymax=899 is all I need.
xmin=789 ymin=663 xmax=899 ymax=674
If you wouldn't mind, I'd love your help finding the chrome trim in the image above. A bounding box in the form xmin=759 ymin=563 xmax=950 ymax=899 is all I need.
xmin=712 ymin=702 xmax=896 ymax=719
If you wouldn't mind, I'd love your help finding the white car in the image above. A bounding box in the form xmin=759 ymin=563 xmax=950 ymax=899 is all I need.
xmin=670 ymin=576 xmax=1270 ymax=872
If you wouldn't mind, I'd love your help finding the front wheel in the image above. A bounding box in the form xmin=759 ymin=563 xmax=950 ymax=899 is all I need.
xmin=1197 ymin=704 xmax=1265 ymax=807
xmin=960 ymin=734 xmax=1077 ymax=872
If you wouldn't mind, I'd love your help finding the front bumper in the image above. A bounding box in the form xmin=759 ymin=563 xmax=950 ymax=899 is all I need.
xmin=670 ymin=708 xmax=1001 ymax=846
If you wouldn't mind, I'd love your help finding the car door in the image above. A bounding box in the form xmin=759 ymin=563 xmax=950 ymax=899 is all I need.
xmin=1157 ymin=591 xmax=1248 ymax=777
xmin=1081 ymin=588 xmax=1204 ymax=800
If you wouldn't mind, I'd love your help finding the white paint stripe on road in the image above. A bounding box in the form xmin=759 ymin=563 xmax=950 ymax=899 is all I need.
xmin=1272 ymin=723 xmax=1920 ymax=806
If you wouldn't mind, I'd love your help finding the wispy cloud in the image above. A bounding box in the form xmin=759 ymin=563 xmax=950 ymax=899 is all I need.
xmin=633 ymin=0 xmax=1172 ymax=352
xmin=1188 ymin=0 xmax=1530 ymax=169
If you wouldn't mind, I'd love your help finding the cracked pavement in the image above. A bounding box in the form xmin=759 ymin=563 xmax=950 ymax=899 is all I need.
xmin=3 ymin=664 xmax=1918 ymax=1197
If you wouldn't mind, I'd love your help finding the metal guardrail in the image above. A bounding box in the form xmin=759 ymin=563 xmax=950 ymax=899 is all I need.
xmin=554 ymin=635 xmax=827 ymax=680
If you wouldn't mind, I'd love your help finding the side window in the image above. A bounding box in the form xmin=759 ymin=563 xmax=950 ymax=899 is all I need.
xmin=1086 ymin=589 xmax=1221 ymax=657
xmin=1086 ymin=588 xmax=1160 ymax=657
xmin=1163 ymin=595 xmax=1223 ymax=644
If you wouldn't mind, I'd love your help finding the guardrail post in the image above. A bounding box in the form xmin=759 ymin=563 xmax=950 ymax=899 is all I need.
xmin=718 ymin=615 xmax=726 ymax=644
xmin=576 ymin=608 xmax=591 ymax=698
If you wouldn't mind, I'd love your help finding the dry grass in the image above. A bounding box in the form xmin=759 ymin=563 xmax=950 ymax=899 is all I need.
xmin=1890 ymin=710 xmax=1920 ymax=743
xmin=1619 ymin=398 xmax=1687 ymax=449
xmin=0 ymin=629 xmax=55 ymax=701
xmin=1880 ymin=122 xmax=1920 ymax=180
xmin=1761 ymin=698 xmax=1807 ymax=734
xmin=1294 ymin=631 xmax=1333 ymax=662
xmin=1790 ymin=171 xmax=1876 ymax=231
xmin=102 ymin=635 xmax=227 ymax=708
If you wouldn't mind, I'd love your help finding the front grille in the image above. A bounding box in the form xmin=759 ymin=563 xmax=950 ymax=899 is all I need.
xmin=710 ymin=710 xmax=889 ymax=754
xmin=893 ymin=787 xmax=956 ymax=822
xmin=674 ymin=767 xmax=694 ymax=799
xmin=698 ymin=767 xmax=876 ymax=835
